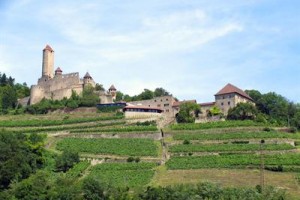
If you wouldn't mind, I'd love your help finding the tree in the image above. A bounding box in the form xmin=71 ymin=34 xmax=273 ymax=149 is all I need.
xmin=208 ymin=106 xmax=222 ymax=117
xmin=55 ymin=150 xmax=80 ymax=172
xmin=227 ymin=103 xmax=258 ymax=120
xmin=0 ymin=131 xmax=45 ymax=190
xmin=80 ymin=85 xmax=100 ymax=107
xmin=0 ymin=85 xmax=17 ymax=111
xmin=154 ymin=88 xmax=170 ymax=97
xmin=15 ymin=83 xmax=30 ymax=99
xmin=176 ymin=102 xmax=200 ymax=123
xmin=82 ymin=177 xmax=108 ymax=200
xmin=138 ymin=89 xmax=154 ymax=100
xmin=115 ymin=91 xmax=124 ymax=102
xmin=246 ymin=89 xmax=262 ymax=103
xmin=95 ymin=83 xmax=105 ymax=91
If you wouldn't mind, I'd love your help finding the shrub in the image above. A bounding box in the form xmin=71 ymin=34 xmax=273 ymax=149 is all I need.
xmin=136 ymin=120 xmax=157 ymax=126
xmin=294 ymin=141 xmax=300 ymax=146
xmin=289 ymin=127 xmax=298 ymax=133
xmin=183 ymin=140 xmax=190 ymax=145
xmin=265 ymin=165 xmax=283 ymax=172
xmin=263 ymin=127 xmax=272 ymax=132
xmin=135 ymin=157 xmax=140 ymax=163
xmin=231 ymin=141 xmax=249 ymax=144
xmin=127 ymin=157 xmax=135 ymax=162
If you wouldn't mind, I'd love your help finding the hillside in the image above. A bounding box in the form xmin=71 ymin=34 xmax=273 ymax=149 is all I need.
xmin=0 ymin=111 xmax=299 ymax=199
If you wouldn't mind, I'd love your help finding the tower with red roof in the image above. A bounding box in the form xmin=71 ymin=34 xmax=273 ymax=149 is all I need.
xmin=42 ymin=44 xmax=54 ymax=79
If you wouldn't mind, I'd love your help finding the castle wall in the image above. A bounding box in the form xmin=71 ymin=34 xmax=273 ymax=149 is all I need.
xmin=30 ymin=85 xmax=45 ymax=105
xmin=100 ymin=94 xmax=113 ymax=104
xmin=215 ymin=93 xmax=254 ymax=115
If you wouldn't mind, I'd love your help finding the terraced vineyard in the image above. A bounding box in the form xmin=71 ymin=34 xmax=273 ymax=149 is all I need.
xmin=56 ymin=138 xmax=158 ymax=156
xmin=2 ymin=113 xmax=300 ymax=198
xmin=88 ymin=162 xmax=157 ymax=187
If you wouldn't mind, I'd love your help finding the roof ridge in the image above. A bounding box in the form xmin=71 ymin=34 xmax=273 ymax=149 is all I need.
xmin=215 ymin=83 xmax=253 ymax=101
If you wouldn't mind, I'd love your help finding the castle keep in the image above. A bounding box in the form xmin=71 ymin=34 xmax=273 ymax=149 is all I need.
xmin=29 ymin=45 xmax=116 ymax=105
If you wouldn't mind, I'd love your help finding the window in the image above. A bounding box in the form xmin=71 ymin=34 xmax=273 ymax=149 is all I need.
xmin=166 ymin=98 xmax=169 ymax=101
xmin=221 ymin=102 xmax=224 ymax=106
xmin=164 ymin=103 xmax=169 ymax=107
xmin=154 ymin=100 xmax=157 ymax=102
xmin=157 ymin=104 xmax=161 ymax=107
xmin=161 ymin=99 xmax=163 ymax=102
xmin=228 ymin=101 xmax=230 ymax=105
xmin=166 ymin=109 xmax=169 ymax=112
xmin=222 ymin=96 xmax=225 ymax=99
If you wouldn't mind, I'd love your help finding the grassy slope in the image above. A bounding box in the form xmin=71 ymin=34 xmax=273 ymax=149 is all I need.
xmin=2 ymin=113 xmax=300 ymax=198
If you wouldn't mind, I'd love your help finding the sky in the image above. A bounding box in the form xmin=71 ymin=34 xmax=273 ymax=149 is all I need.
xmin=1 ymin=0 xmax=300 ymax=103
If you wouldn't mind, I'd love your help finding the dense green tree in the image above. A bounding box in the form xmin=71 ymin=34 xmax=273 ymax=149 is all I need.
xmin=0 ymin=85 xmax=17 ymax=111
xmin=95 ymin=83 xmax=105 ymax=91
xmin=116 ymin=87 xmax=172 ymax=102
xmin=13 ymin=171 xmax=52 ymax=200
xmin=246 ymin=89 xmax=263 ymax=103
xmin=15 ymin=82 xmax=30 ymax=99
xmin=207 ymin=106 xmax=222 ymax=117
xmin=55 ymin=150 xmax=80 ymax=172
xmin=176 ymin=102 xmax=201 ymax=123
xmin=154 ymin=88 xmax=170 ymax=97
xmin=138 ymin=89 xmax=154 ymax=100
xmin=80 ymin=85 xmax=100 ymax=106
xmin=227 ymin=102 xmax=258 ymax=120
xmin=82 ymin=176 xmax=109 ymax=200
xmin=0 ymin=131 xmax=45 ymax=190
xmin=115 ymin=91 xmax=124 ymax=102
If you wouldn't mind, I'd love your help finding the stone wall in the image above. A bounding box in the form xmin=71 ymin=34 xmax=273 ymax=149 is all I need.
xmin=128 ymin=95 xmax=176 ymax=116
xmin=30 ymin=72 xmax=84 ymax=104
xmin=124 ymin=111 xmax=162 ymax=119
xmin=215 ymin=93 xmax=253 ymax=115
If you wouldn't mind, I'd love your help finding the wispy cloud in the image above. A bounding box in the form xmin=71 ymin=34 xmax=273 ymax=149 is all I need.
xmin=1 ymin=0 xmax=300 ymax=102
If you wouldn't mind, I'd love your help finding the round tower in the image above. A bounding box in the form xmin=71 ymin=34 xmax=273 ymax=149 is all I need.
xmin=83 ymin=72 xmax=95 ymax=87
xmin=55 ymin=67 xmax=63 ymax=76
xmin=42 ymin=45 xmax=54 ymax=79
xmin=108 ymin=84 xmax=117 ymax=100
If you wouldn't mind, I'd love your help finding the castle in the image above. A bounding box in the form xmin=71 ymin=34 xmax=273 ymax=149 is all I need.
xmin=29 ymin=45 xmax=116 ymax=105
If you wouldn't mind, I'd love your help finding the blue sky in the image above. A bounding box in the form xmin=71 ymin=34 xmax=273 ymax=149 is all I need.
xmin=1 ymin=0 xmax=300 ymax=103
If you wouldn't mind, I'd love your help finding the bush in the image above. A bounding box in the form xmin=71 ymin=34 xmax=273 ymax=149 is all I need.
xmin=294 ymin=141 xmax=300 ymax=146
xmin=231 ymin=141 xmax=249 ymax=144
xmin=263 ymin=127 xmax=272 ymax=132
xmin=127 ymin=157 xmax=135 ymax=162
xmin=135 ymin=157 xmax=140 ymax=163
xmin=97 ymin=105 xmax=123 ymax=113
xmin=136 ymin=120 xmax=157 ymax=126
xmin=289 ymin=127 xmax=298 ymax=133
xmin=127 ymin=157 xmax=140 ymax=163
xmin=183 ymin=140 xmax=190 ymax=145
xmin=265 ymin=165 xmax=283 ymax=172
xmin=66 ymin=100 xmax=78 ymax=109
xmin=55 ymin=150 xmax=80 ymax=172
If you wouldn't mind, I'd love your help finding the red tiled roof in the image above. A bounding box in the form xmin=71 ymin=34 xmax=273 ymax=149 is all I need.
xmin=84 ymin=72 xmax=92 ymax=79
xmin=215 ymin=83 xmax=253 ymax=101
xmin=199 ymin=102 xmax=215 ymax=107
xmin=109 ymin=84 xmax=116 ymax=90
xmin=172 ymin=100 xmax=197 ymax=107
xmin=55 ymin=67 xmax=62 ymax=72
xmin=43 ymin=44 xmax=54 ymax=52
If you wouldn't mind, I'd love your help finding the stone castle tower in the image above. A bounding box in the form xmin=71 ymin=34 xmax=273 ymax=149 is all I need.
xmin=42 ymin=45 xmax=54 ymax=79
xmin=28 ymin=45 xmax=116 ymax=105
